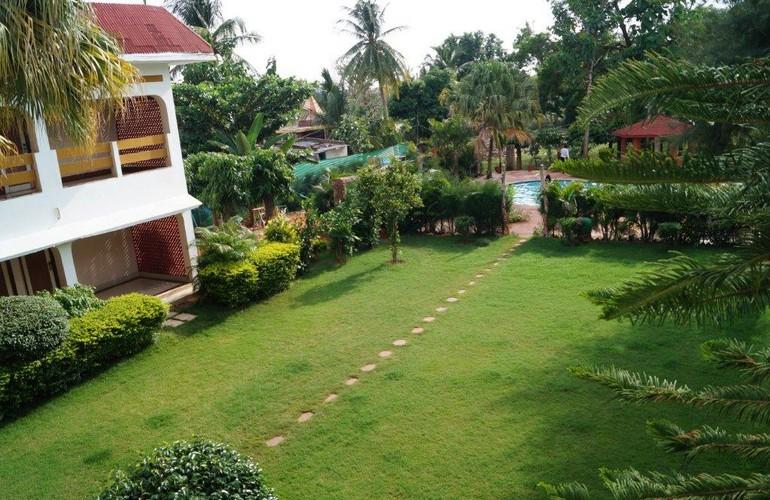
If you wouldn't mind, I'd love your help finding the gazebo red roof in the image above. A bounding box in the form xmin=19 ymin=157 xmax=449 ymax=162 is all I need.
xmin=90 ymin=3 xmax=214 ymax=56
xmin=613 ymin=115 xmax=690 ymax=139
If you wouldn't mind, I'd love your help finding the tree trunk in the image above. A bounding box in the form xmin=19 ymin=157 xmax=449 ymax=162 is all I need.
xmin=582 ymin=60 xmax=595 ymax=159
xmin=500 ymin=150 xmax=508 ymax=235
xmin=505 ymin=144 xmax=514 ymax=171
xmin=515 ymin=143 xmax=523 ymax=169
xmin=379 ymin=81 xmax=389 ymax=120
xmin=486 ymin=135 xmax=494 ymax=179
xmin=263 ymin=194 xmax=276 ymax=222
xmin=389 ymin=221 xmax=400 ymax=264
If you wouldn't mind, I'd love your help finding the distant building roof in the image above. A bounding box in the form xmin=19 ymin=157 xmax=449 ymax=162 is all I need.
xmin=91 ymin=3 xmax=214 ymax=57
xmin=614 ymin=115 xmax=691 ymax=139
xmin=294 ymin=144 xmax=409 ymax=179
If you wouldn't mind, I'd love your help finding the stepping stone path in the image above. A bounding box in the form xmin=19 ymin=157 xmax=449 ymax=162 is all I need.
xmin=393 ymin=339 xmax=407 ymax=347
xmin=361 ymin=364 xmax=377 ymax=372
xmin=493 ymin=262 xmax=499 ymax=267
xmin=446 ymin=297 xmax=459 ymax=303
xmin=411 ymin=327 xmax=425 ymax=334
xmin=164 ymin=311 xmax=197 ymax=328
xmin=423 ymin=316 xmax=435 ymax=323
xmin=468 ymin=281 xmax=476 ymax=286
xmin=298 ymin=411 xmax=314 ymax=423
xmin=324 ymin=393 xmax=338 ymax=403
xmin=475 ymin=274 xmax=484 ymax=278
xmin=484 ymin=268 xmax=492 ymax=272
xmin=379 ymin=350 xmax=393 ymax=358
xmin=458 ymin=289 xmax=466 ymax=295
xmin=345 ymin=377 xmax=359 ymax=386
xmin=436 ymin=306 xmax=448 ymax=313
xmin=266 ymin=436 xmax=284 ymax=447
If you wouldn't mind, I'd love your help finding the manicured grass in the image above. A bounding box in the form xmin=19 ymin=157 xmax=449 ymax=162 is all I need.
xmin=0 ymin=237 xmax=760 ymax=498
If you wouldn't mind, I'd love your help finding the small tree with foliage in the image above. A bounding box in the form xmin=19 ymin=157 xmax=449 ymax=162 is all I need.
xmin=429 ymin=116 xmax=474 ymax=177
xmin=321 ymin=202 xmax=361 ymax=263
xmin=364 ymin=161 xmax=422 ymax=264
xmin=185 ymin=152 xmax=250 ymax=224
xmin=245 ymin=148 xmax=294 ymax=220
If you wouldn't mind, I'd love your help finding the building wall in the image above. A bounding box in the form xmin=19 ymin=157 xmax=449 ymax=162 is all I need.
xmin=73 ymin=229 xmax=138 ymax=291
xmin=130 ymin=215 xmax=188 ymax=278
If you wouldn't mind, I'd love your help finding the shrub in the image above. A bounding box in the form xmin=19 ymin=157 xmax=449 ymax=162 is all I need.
xmin=0 ymin=294 xmax=166 ymax=420
xmin=195 ymin=217 xmax=258 ymax=267
xmin=456 ymin=215 xmax=475 ymax=241
xmin=657 ymin=221 xmax=682 ymax=244
xmin=0 ymin=296 xmax=69 ymax=362
xmin=264 ymin=214 xmax=299 ymax=244
xmin=198 ymin=260 xmax=260 ymax=307
xmin=68 ymin=294 xmax=167 ymax=368
xmin=99 ymin=439 xmax=276 ymax=500
xmin=38 ymin=284 xmax=104 ymax=318
xmin=320 ymin=202 xmax=361 ymax=263
xmin=250 ymin=242 xmax=300 ymax=298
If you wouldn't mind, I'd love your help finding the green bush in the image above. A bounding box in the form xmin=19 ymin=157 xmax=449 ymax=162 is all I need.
xmin=195 ymin=217 xmax=258 ymax=267
xmin=657 ymin=221 xmax=682 ymax=244
xmin=465 ymin=182 xmax=503 ymax=234
xmin=0 ymin=296 xmax=69 ymax=363
xmin=0 ymin=294 xmax=166 ymax=420
xmin=38 ymin=284 xmax=104 ymax=318
xmin=99 ymin=440 xmax=276 ymax=500
xmin=250 ymin=242 xmax=300 ymax=298
xmin=264 ymin=215 xmax=299 ymax=244
xmin=198 ymin=260 xmax=260 ymax=307
xmin=456 ymin=215 xmax=475 ymax=241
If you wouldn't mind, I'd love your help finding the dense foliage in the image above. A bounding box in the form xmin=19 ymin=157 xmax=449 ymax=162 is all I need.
xmin=197 ymin=260 xmax=260 ymax=307
xmin=99 ymin=439 xmax=275 ymax=499
xmin=0 ymin=294 xmax=166 ymax=420
xmin=264 ymin=215 xmax=299 ymax=244
xmin=250 ymin=242 xmax=301 ymax=298
xmin=37 ymin=285 xmax=104 ymax=319
xmin=0 ymin=296 xmax=69 ymax=363
xmin=195 ymin=217 xmax=259 ymax=266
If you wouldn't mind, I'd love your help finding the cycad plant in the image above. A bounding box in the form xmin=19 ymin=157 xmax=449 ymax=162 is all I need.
xmin=540 ymin=52 xmax=770 ymax=498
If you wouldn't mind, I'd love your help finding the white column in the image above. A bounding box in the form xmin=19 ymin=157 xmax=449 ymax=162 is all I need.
xmin=55 ymin=242 xmax=79 ymax=286
xmin=179 ymin=211 xmax=198 ymax=279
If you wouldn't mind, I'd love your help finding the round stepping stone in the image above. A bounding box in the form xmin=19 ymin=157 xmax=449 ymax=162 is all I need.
xmin=458 ymin=289 xmax=466 ymax=295
xmin=493 ymin=262 xmax=499 ymax=267
xmin=324 ymin=393 xmax=338 ymax=403
xmin=393 ymin=339 xmax=407 ymax=347
xmin=423 ymin=316 xmax=435 ymax=323
xmin=345 ymin=377 xmax=359 ymax=386
xmin=379 ymin=350 xmax=393 ymax=358
xmin=436 ymin=307 xmax=448 ymax=313
xmin=484 ymin=268 xmax=492 ymax=272
xmin=475 ymin=274 xmax=484 ymax=278
xmin=468 ymin=281 xmax=476 ymax=286
xmin=411 ymin=326 xmax=425 ymax=334
xmin=266 ymin=436 xmax=284 ymax=447
xmin=175 ymin=312 xmax=197 ymax=322
xmin=361 ymin=364 xmax=376 ymax=372
xmin=298 ymin=411 xmax=314 ymax=423
xmin=446 ymin=297 xmax=458 ymax=303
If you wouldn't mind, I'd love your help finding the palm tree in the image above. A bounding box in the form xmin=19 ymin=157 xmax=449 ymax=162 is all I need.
xmin=338 ymin=0 xmax=409 ymax=119
xmin=166 ymin=0 xmax=260 ymax=58
xmin=315 ymin=69 xmax=347 ymax=129
xmin=0 ymin=1 xmax=135 ymax=151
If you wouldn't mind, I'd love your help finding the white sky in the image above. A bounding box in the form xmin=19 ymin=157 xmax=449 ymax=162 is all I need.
xmin=136 ymin=0 xmax=555 ymax=82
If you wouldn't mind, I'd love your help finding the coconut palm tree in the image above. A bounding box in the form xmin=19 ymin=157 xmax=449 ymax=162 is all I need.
xmin=0 ymin=1 xmax=136 ymax=152
xmin=315 ymin=69 xmax=347 ymax=129
xmin=338 ymin=0 xmax=409 ymax=119
xmin=166 ymin=0 xmax=260 ymax=58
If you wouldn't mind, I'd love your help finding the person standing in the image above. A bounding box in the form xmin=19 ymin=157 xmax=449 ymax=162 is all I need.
xmin=558 ymin=143 xmax=570 ymax=161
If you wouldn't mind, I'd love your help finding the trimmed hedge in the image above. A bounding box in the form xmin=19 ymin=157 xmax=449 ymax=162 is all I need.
xmin=198 ymin=260 xmax=260 ymax=307
xmin=0 ymin=296 xmax=69 ymax=362
xmin=99 ymin=439 xmax=276 ymax=499
xmin=249 ymin=242 xmax=300 ymax=298
xmin=0 ymin=293 xmax=167 ymax=420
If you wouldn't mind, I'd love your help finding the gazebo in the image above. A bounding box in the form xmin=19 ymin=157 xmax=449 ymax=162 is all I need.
xmin=614 ymin=115 xmax=691 ymax=157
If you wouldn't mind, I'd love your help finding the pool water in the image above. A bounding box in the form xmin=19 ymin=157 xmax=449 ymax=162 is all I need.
xmin=510 ymin=180 xmax=596 ymax=206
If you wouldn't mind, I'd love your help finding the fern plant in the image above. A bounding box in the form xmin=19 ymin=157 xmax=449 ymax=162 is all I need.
xmin=195 ymin=217 xmax=258 ymax=267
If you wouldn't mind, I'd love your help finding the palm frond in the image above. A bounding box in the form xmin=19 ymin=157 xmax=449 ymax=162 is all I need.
xmin=600 ymin=468 xmax=770 ymax=499
xmin=648 ymin=420 xmax=770 ymax=463
xmin=702 ymin=339 xmax=770 ymax=384
xmin=538 ymin=481 xmax=591 ymax=500
xmin=569 ymin=366 xmax=692 ymax=404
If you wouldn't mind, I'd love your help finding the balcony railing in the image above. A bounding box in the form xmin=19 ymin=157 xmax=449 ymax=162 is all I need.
xmin=0 ymin=153 xmax=37 ymax=199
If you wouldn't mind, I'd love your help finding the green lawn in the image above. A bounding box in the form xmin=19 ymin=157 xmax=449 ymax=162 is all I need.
xmin=0 ymin=237 xmax=760 ymax=499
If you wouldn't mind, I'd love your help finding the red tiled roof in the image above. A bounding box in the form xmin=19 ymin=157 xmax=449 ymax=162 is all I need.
xmin=613 ymin=115 xmax=691 ymax=138
xmin=90 ymin=2 xmax=213 ymax=56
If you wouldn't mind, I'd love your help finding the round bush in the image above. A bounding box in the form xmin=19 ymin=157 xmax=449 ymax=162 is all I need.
xmin=99 ymin=439 xmax=276 ymax=499
xmin=0 ymin=295 xmax=69 ymax=362
xmin=198 ymin=260 xmax=259 ymax=307
xmin=264 ymin=215 xmax=299 ymax=244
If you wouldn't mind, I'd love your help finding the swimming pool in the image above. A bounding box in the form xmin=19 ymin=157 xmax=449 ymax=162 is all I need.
xmin=510 ymin=180 xmax=595 ymax=206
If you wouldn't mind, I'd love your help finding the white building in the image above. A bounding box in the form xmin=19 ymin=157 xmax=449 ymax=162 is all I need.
xmin=0 ymin=3 xmax=215 ymax=300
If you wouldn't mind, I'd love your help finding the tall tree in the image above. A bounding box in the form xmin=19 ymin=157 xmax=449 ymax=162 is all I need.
xmin=389 ymin=68 xmax=452 ymax=139
xmin=166 ymin=0 xmax=260 ymax=58
xmin=541 ymin=52 xmax=770 ymax=498
xmin=315 ymin=68 xmax=347 ymax=130
xmin=338 ymin=0 xmax=409 ymax=119
xmin=0 ymin=1 xmax=136 ymax=151
xmin=426 ymin=32 xmax=508 ymax=76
